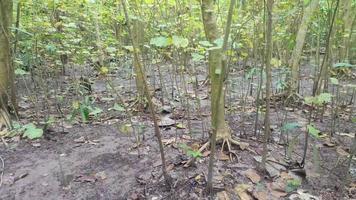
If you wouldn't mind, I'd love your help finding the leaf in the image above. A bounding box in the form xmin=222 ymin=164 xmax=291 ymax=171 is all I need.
xmin=329 ymin=77 xmax=339 ymax=85
xmin=317 ymin=93 xmax=332 ymax=104
xmin=285 ymin=179 xmax=301 ymax=192
xmin=243 ymin=169 xmax=261 ymax=183
xmin=172 ymin=35 xmax=189 ymax=48
xmin=89 ymin=107 xmax=103 ymax=117
xmin=191 ymin=53 xmax=204 ymax=62
xmin=111 ymin=103 xmax=125 ymax=112
xmin=282 ymin=122 xmax=301 ymax=132
xmin=23 ymin=123 xmax=43 ymax=139
xmin=15 ymin=68 xmax=29 ymax=76
xmin=307 ymin=124 xmax=320 ymax=138
xmin=80 ymin=105 xmax=90 ymax=122
xmin=333 ymin=62 xmax=355 ymax=68
xmin=150 ymin=36 xmax=170 ymax=48
xmin=187 ymin=149 xmax=202 ymax=158
xmin=199 ymin=40 xmax=213 ymax=47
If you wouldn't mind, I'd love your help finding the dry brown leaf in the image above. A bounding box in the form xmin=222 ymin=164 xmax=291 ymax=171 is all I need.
xmin=243 ymin=169 xmax=261 ymax=183
xmin=336 ymin=146 xmax=350 ymax=157
xmin=252 ymin=190 xmax=268 ymax=200
xmin=234 ymin=184 xmax=252 ymax=200
xmin=218 ymin=151 xmax=230 ymax=161
xmin=216 ymin=191 xmax=230 ymax=200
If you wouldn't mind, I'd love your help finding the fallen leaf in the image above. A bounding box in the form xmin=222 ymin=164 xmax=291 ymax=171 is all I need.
xmin=289 ymin=189 xmax=320 ymax=200
xmin=218 ymin=151 xmax=230 ymax=161
xmin=216 ymin=191 xmax=230 ymax=200
xmin=158 ymin=115 xmax=176 ymax=127
xmin=162 ymin=137 xmax=176 ymax=145
xmin=74 ymin=136 xmax=86 ymax=143
xmin=95 ymin=171 xmax=107 ymax=180
xmin=243 ymin=169 xmax=261 ymax=183
xmin=234 ymin=184 xmax=252 ymax=200
xmin=336 ymin=146 xmax=350 ymax=157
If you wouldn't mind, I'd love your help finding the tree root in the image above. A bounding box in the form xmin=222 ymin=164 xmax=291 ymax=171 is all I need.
xmin=183 ymin=135 xmax=250 ymax=167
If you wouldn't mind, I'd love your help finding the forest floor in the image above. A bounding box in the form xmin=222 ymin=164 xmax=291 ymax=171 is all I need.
xmin=0 ymin=62 xmax=355 ymax=200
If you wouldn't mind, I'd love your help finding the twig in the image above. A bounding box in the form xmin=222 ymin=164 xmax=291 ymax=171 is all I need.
xmin=0 ymin=155 xmax=5 ymax=188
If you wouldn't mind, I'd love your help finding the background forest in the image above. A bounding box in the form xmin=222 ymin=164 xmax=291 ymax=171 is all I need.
xmin=0 ymin=0 xmax=355 ymax=199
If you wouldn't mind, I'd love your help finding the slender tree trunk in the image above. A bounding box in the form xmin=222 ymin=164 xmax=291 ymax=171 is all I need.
xmin=340 ymin=0 xmax=355 ymax=62
xmin=289 ymin=0 xmax=319 ymax=95
xmin=0 ymin=0 xmax=13 ymax=117
xmin=201 ymin=0 xmax=236 ymax=194
xmin=261 ymin=0 xmax=273 ymax=170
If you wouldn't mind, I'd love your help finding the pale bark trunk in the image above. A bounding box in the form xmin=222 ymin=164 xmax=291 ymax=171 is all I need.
xmin=289 ymin=0 xmax=319 ymax=94
xmin=261 ymin=0 xmax=273 ymax=169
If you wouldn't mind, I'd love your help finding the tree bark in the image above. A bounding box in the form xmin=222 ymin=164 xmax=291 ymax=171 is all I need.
xmin=289 ymin=0 xmax=319 ymax=95
xmin=261 ymin=0 xmax=273 ymax=170
xmin=0 ymin=0 xmax=13 ymax=114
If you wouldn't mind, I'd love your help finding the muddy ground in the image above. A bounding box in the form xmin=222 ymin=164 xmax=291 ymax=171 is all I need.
xmin=0 ymin=62 xmax=355 ymax=200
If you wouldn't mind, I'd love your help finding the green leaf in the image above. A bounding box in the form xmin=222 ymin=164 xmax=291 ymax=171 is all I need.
xmin=282 ymin=122 xmax=301 ymax=132
xmin=192 ymin=53 xmax=204 ymax=62
xmin=330 ymin=77 xmax=339 ymax=85
xmin=199 ymin=40 xmax=213 ymax=47
xmin=150 ymin=36 xmax=170 ymax=48
xmin=112 ymin=103 xmax=125 ymax=112
xmin=23 ymin=123 xmax=43 ymax=139
xmin=333 ymin=62 xmax=355 ymax=68
xmin=15 ymin=68 xmax=29 ymax=76
xmin=187 ymin=150 xmax=202 ymax=158
xmin=215 ymin=68 xmax=222 ymax=75
xmin=317 ymin=93 xmax=332 ymax=104
xmin=80 ymin=105 xmax=90 ymax=122
xmin=307 ymin=124 xmax=321 ymax=138
xmin=285 ymin=179 xmax=301 ymax=192
xmin=172 ymin=35 xmax=189 ymax=48
xmin=89 ymin=107 xmax=103 ymax=116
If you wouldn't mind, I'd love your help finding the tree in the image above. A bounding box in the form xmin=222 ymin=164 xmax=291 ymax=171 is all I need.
xmin=0 ymin=0 xmax=14 ymax=126
xmin=261 ymin=0 xmax=273 ymax=170
xmin=289 ymin=0 xmax=319 ymax=95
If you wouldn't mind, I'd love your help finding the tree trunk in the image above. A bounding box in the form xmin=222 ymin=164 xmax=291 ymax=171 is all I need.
xmin=201 ymin=0 xmax=230 ymax=141
xmin=0 ymin=0 xmax=13 ymax=115
xmin=289 ymin=0 xmax=319 ymax=95
xmin=261 ymin=0 xmax=273 ymax=170
xmin=340 ymin=0 xmax=355 ymax=62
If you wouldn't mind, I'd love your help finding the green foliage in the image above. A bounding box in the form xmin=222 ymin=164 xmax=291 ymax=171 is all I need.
xmin=304 ymin=93 xmax=332 ymax=106
xmin=179 ymin=143 xmax=202 ymax=158
xmin=23 ymin=123 xmax=44 ymax=139
xmin=282 ymin=122 xmax=301 ymax=132
xmin=307 ymin=124 xmax=321 ymax=139
xmin=285 ymin=179 xmax=301 ymax=192
xmin=150 ymin=36 xmax=171 ymax=48
xmin=67 ymin=96 xmax=102 ymax=123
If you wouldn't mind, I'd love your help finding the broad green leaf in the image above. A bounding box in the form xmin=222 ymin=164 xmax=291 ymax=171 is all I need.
xmin=317 ymin=93 xmax=332 ymax=104
xmin=23 ymin=123 xmax=43 ymax=139
xmin=199 ymin=40 xmax=213 ymax=47
xmin=333 ymin=62 xmax=355 ymax=68
xmin=285 ymin=179 xmax=301 ymax=192
xmin=112 ymin=103 xmax=125 ymax=112
xmin=15 ymin=68 xmax=29 ymax=76
xmin=187 ymin=150 xmax=202 ymax=158
xmin=172 ymin=35 xmax=189 ymax=48
xmin=330 ymin=77 xmax=339 ymax=85
xmin=150 ymin=36 xmax=170 ymax=48
xmin=307 ymin=124 xmax=321 ymax=138
xmin=192 ymin=53 xmax=204 ymax=62
xmin=282 ymin=122 xmax=301 ymax=132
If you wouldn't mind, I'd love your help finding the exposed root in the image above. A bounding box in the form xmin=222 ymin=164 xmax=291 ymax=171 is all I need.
xmin=184 ymin=125 xmax=250 ymax=167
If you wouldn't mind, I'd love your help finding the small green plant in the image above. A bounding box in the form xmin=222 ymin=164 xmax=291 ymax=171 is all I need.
xmin=67 ymin=96 xmax=102 ymax=123
xmin=6 ymin=122 xmax=44 ymax=140
xmin=179 ymin=143 xmax=202 ymax=158
xmin=285 ymin=179 xmax=301 ymax=192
